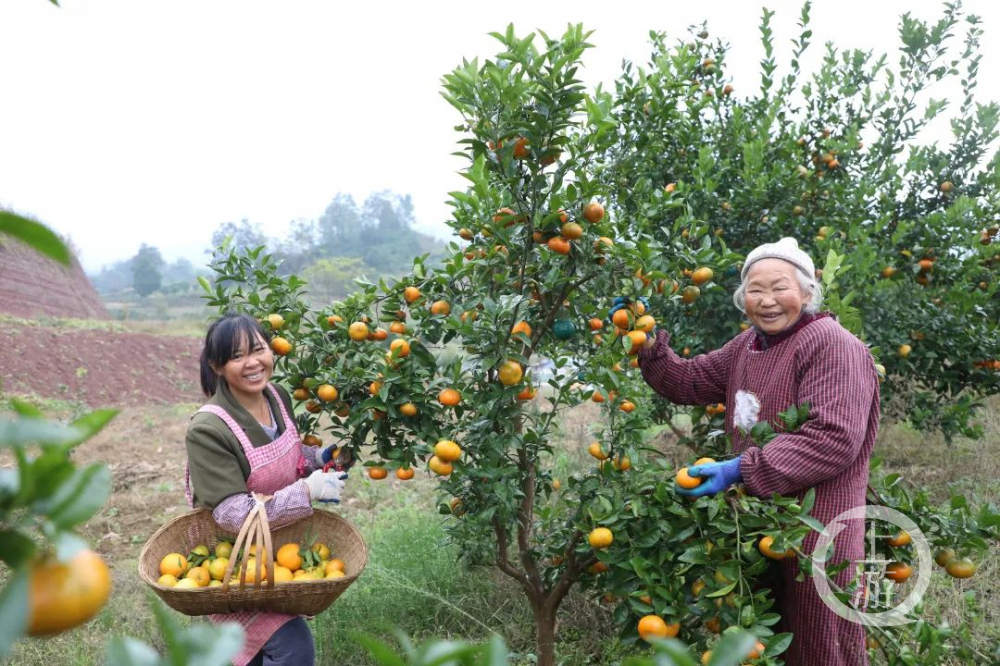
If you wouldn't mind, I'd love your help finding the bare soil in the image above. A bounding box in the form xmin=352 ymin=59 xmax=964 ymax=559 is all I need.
xmin=0 ymin=321 xmax=203 ymax=407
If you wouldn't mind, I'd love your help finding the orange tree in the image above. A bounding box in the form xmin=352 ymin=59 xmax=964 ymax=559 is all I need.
xmin=599 ymin=2 xmax=1000 ymax=439
xmin=202 ymin=17 xmax=1000 ymax=666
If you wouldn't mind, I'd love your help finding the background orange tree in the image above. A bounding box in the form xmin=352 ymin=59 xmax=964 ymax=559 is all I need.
xmin=205 ymin=8 xmax=999 ymax=666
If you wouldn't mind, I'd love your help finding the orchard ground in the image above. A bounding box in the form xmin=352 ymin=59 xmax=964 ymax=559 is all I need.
xmin=0 ymin=316 xmax=998 ymax=665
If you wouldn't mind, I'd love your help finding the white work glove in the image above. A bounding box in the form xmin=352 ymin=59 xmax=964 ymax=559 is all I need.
xmin=302 ymin=469 xmax=348 ymax=503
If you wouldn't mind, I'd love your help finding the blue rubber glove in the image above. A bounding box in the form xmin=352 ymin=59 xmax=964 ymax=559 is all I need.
xmin=676 ymin=456 xmax=744 ymax=497
xmin=607 ymin=296 xmax=651 ymax=323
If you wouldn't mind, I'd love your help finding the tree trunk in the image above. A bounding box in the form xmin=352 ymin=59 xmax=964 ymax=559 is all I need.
xmin=534 ymin=605 xmax=558 ymax=666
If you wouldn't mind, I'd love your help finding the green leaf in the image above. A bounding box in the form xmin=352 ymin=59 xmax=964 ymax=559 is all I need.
xmin=798 ymin=515 xmax=826 ymax=533
xmin=0 ymin=530 xmax=35 ymax=567
xmin=764 ymin=632 xmax=793 ymax=656
xmin=179 ymin=622 xmax=245 ymax=666
xmin=67 ymin=410 xmax=119 ymax=447
xmin=104 ymin=637 xmax=161 ymax=666
xmin=36 ymin=463 xmax=111 ymax=529
xmin=0 ymin=416 xmax=79 ymax=449
xmin=799 ymin=488 xmax=816 ymax=515
xmin=706 ymin=631 xmax=757 ymax=665
xmin=350 ymin=633 xmax=407 ymax=666
xmin=0 ymin=212 xmax=71 ymax=265
xmin=0 ymin=568 xmax=29 ymax=658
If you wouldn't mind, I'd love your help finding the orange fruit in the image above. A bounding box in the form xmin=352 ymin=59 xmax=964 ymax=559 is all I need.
xmin=348 ymin=322 xmax=369 ymax=341
xmin=884 ymin=562 xmax=913 ymax=582
xmin=494 ymin=207 xmax=517 ymax=225
xmin=428 ymin=455 xmax=453 ymax=476
xmin=634 ymin=315 xmax=656 ymax=333
xmin=389 ymin=338 xmax=411 ymax=358
xmin=27 ymin=549 xmax=112 ymax=636
xmin=681 ymin=285 xmax=701 ymax=304
xmin=395 ymin=467 xmax=415 ymax=481
xmin=747 ymin=641 xmax=766 ymax=659
xmin=898 ymin=344 xmax=912 ymax=358
xmin=403 ymin=286 xmax=421 ymax=303
xmin=157 ymin=574 xmax=178 ymax=587
xmin=292 ymin=387 xmax=310 ymax=401
xmin=185 ymin=566 xmax=211 ymax=587
xmin=612 ymin=455 xmax=631 ymax=471
xmin=588 ymin=561 xmax=609 ymax=575
xmin=704 ymin=617 xmax=721 ymax=633
xmin=676 ymin=467 xmax=702 ymax=489
xmin=390 ymin=321 xmax=407 ymax=335
xmin=588 ymin=527 xmax=613 ymax=549
xmin=691 ymin=579 xmax=706 ymax=596
xmin=275 ymin=544 xmax=302 ymax=572
xmin=326 ymin=558 xmax=346 ymax=574
xmin=430 ymin=300 xmax=451 ymax=316
xmin=918 ymin=258 xmax=935 ymax=272
xmin=625 ymin=330 xmax=647 ymax=354
xmin=498 ymin=360 xmax=523 ymax=386
xmin=512 ymin=136 xmax=530 ymax=158
xmin=561 ymin=221 xmax=584 ymax=240
xmin=637 ymin=615 xmax=678 ymax=642
xmin=160 ymin=553 xmax=188 ymax=578
xmin=620 ymin=400 xmax=636 ymax=413
xmin=881 ymin=266 xmax=897 ymax=279
xmin=327 ymin=314 xmax=343 ymax=326
xmin=511 ymin=320 xmax=533 ymax=337
xmin=458 ymin=228 xmax=474 ymax=241
xmin=701 ymin=651 xmax=712 ymax=665
xmin=270 ymin=337 xmax=292 ymax=356
xmin=369 ymin=380 xmax=382 ymax=396
xmin=438 ymin=388 xmax=461 ymax=406
xmin=934 ymin=548 xmax=956 ymax=567
xmin=400 ymin=402 xmax=418 ymax=417
xmin=583 ymin=201 xmax=605 ymax=223
xmin=887 ymin=531 xmax=911 ymax=548
xmin=691 ymin=267 xmax=714 ymax=285
xmin=758 ymin=536 xmax=790 ymax=560
xmin=588 ymin=441 xmax=608 ymax=460
xmin=547 ymin=236 xmax=571 ymax=255
xmin=588 ymin=317 xmax=604 ymax=331
xmin=516 ymin=385 xmax=536 ymax=401
xmin=434 ymin=439 xmax=462 ymax=462
xmin=551 ymin=479 xmax=561 ymax=490
xmin=611 ymin=309 xmax=631 ymax=329
xmin=316 ymin=384 xmax=339 ymax=402
xmin=591 ymin=391 xmax=605 ymax=403
xmin=368 ymin=466 xmax=388 ymax=480
xmin=945 ymin=557 xmax=976 ymax=578
xmin=266 ymin=313 xmax=284 ymax=330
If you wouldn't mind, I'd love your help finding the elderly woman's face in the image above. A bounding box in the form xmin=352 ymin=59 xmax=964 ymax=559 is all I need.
xmin=744 ymin=258 xmax=811 ymax=334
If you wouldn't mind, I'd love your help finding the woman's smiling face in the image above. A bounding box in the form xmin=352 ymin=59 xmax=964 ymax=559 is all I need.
xmin=216 ymin=330 xmax=274 ymax=400
xmin=743 ymin=258 xmax=811 ymax=334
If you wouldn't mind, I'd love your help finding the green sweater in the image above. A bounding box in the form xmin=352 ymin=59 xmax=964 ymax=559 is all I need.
xmin=185 ymin=382 xmax=296 ymax=510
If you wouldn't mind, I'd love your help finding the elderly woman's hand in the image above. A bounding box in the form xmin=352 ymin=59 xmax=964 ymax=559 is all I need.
xmin=676 ymin=456 xmax=744 ymax=497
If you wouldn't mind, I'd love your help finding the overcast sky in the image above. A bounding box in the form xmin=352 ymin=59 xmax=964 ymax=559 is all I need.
xmin=2 ymin=1 xmax=998 ymax=273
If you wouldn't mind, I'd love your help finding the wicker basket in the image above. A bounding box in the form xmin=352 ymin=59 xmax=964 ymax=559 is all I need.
xmin=138 ymin=497 xmax=367 ymax=616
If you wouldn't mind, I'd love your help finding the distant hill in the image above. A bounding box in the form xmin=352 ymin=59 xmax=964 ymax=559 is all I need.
xmin=0 ymin=232 xmax=108 ymax=320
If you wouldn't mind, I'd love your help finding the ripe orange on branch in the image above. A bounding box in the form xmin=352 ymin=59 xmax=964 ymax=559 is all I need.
xmin=368 ymin=466 xmax=388 ymax=480
xmin=434 ymin=439 xmax=462 ymax=462
xmin=28 ymin=550 xmax=112 ymax=636
xmin=430 ymin=300 xmax=452 ymax=316
xmin=316 ymin=384 xmax=339 ymax=402
xmin=691 ymin=267 xmax=714 ymax=285
xmin=429 ymin=455 xmax=453 ymax=476
xmin=582 ymin=201 xmax=605 ymax=223
xmin=403 ymin=286 xmax=421 ymax=303
xmin=438 ymin=388 xmax=461 ymax=406
xmin=547 ymin=236 xmax=571 ymax=255
xmin=271 ymin=337 xmax=292 ymax=356
xmin=588 ymin=527 xmax=613 ymax=549
xmin=348 ymin=322 xmax=369 ymax=341
xmin=498 ymin=360 xmax=524 ymax=386
xmin=389 ymin=338 xmax=411 ymax=358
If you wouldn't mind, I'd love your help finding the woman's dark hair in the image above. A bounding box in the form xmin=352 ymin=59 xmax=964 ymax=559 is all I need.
xmin=199 ymin=312 xmax=270 ymax=397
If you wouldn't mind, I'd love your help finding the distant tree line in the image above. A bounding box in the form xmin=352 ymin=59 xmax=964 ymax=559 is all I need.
xmin=88 ymin=191 xmax=445 ymax=304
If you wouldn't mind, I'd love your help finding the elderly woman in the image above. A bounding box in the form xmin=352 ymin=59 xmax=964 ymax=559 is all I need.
xmin=637 ymin=238 xmax=880 ymax=666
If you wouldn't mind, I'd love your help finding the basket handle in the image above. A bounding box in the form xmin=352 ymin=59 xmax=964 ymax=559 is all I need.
xmin=221 ymin=493 xmax=276 ymax=592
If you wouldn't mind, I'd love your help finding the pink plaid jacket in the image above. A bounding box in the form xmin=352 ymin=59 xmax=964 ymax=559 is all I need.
xmin=639 ymin=315 xmax=879 ymax=666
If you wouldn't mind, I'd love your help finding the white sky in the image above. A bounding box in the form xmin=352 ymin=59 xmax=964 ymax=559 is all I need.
xmin=2 ymin=1 xmax=998 ymax=273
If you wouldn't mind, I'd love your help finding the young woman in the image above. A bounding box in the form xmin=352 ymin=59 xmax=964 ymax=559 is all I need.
xmin=186 ymin=312 xmax=347 ymax=666
xmin=635 ymin=238 xmax=880 ymax=666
